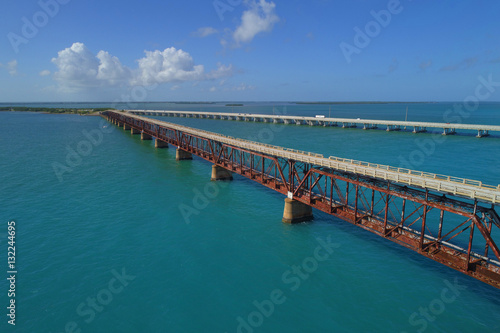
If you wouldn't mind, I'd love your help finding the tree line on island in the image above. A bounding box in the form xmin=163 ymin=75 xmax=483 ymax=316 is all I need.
xmin=0 ymin=107 xmax=113 ymax=115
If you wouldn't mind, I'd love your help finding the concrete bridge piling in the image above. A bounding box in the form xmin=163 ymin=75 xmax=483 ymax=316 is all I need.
xmin=282 ymin=198 xmax=314 ymax=223
xmin=141 ymin=132 xmax=152 ymax=140
xmin=155 ymin=139 xmax=169 ymax=148
xmin=211 ymin=165 xmax=233 ymax=181
xmin=176 ymin=148 xmax=193 ymax=161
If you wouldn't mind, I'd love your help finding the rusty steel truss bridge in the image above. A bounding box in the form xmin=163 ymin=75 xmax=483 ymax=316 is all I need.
xmin=104 ymin=110 xmax=500 ymax=289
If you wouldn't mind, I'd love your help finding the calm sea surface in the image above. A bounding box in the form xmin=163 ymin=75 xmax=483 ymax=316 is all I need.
xmin=1 ymin=102 xmax=500 ymax=332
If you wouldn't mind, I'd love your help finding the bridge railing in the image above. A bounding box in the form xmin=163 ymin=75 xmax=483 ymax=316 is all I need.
xmin=324 ymin=156 xmax=498 ymax=189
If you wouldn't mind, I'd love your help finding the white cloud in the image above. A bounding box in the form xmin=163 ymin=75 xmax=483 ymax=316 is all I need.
xmin=193 ymin=27 xmax=218 ymax=38
xmin=7 ymin=60 xmax=18 ymax=76
xmin=233 ymin=0 xmax=279 ymax=45
xmin=96 ymin=51 xmax=131 ymax=85
xmin=133 ymin=48 xmax=206 ymax=85
xmin=205 ymin=63 xmax=234 ymax=80
xmin=52 ymin=43 xmax=99 ymax=87
xmin=231 ymin=83 xmax=255 ymax=91
xmin=50 ymin=42 xmax=233 ymax=89
xmin=39 ymin=70 xmax=51 ymax=76
xmin=209 ymin=86 xmax=217 ymax=92
xmin=1 ymin=60 xmax=19 ymax=76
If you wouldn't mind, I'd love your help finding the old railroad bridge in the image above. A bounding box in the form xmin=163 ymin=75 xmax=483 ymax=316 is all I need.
xmin=104 ymin=110 xmax=500 ymax=289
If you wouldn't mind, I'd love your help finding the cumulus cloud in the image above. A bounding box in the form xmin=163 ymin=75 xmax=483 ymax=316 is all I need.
xmin=1 ymin=60 xmax=18 ymax=76
xmin=96 ymin=51 xmax=131 ymax=85
xmin=52 ymin=43 xmax=100 ymax=87
xmin=133 ymin=48 xmax=205 ymax=85
xmin=39 ymin=70 xmax=51 ymax=76
xmin=132 ymin=48 xmax=233 ymax=86
xmin=193 ymin=27 xmax=218 ymax=38
xmin=233 ymin=0 xmax=279 ymax=45
xmin=51 ymin=42 xmax=233 ymax=89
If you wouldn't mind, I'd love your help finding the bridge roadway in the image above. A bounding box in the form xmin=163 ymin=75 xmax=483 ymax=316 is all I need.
xmin=119 ymin=111 xmax=500 ymax=205
xmin=128 ymin=109 xmax=500 ymax=137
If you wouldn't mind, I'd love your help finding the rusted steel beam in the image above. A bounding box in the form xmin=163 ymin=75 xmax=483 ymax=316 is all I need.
xmin=473 ymin=216 xmax=500 ymax=261
xmin=485 ymin=218 xmax=493 ymax=258
xmin=293 ymin=169 xmax=312 ymax=196
xmin=420 ymin=191 xmax=429 ymax=250
xmin=354 ymin=184 xmax=359 ymax=224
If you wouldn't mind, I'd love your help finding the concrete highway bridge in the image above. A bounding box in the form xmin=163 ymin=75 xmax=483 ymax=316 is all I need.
xmin=103 ymin=110 xmax=500 ymax=289
xmin=127 ymin=109 xmax=500 ymax=138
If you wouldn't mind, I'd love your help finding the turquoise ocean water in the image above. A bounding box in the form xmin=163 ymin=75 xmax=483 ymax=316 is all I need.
xmin=1 ymin=102 xmax=500 ymax=332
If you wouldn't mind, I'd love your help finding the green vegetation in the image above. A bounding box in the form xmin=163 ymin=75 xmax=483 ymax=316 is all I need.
xmin=294 ymin=101 xmax=433 ymax=105
xmin=0 ymin=107 xmax=114 ymax=115
xmin=173 ymin=102 xmax=216 ymax=104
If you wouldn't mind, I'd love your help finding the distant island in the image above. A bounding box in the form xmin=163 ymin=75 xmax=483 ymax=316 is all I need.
xmin=0 ymin=107 xmax=113 ymax=115
xmin=294 ymin=101 xmax=434 ymax=105
xmin=225 ymin=104 xmax=244 ymax=107
xmin=173 ymin=102 xmax=216 ymax=104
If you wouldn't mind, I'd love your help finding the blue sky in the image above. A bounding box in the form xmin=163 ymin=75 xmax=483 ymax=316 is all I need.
xmin=1 ymin=0 xmax=500 ymax=102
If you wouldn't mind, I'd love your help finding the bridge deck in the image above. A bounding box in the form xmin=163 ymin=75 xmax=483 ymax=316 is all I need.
xmin=119 ymin=111 xmax=500 ymax=204
xmin=128 ymin=109 xmax=500 ymax=134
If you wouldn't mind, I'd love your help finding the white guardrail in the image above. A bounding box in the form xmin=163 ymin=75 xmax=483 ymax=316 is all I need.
xmin=118 ymin=112 xmax=500 ymax=204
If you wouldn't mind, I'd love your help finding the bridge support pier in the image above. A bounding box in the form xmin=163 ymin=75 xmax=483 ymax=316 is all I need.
xmin=477 ymin=130 xmax=489 ymax=138
xmin=442 ymin=128 xmax=456 ymax=136
xmin=155 ymin=139 xmax=169 ymax=148
xmin=176 ymin=148 xmax=193 ymax=161
xmin=123 ymin=124 xmax=131 ymax=130
xmin=211 ymin=165 xmax=233 ymax=181
xmin=413 ymin=126 xmax=427 ymax=133
xmin=282 ymin=198 xmax=313 ymax=224
xmin=141 ymin=132 xmax=152 ymax=140
xmin=386 ymin=125 xmax=401 ymax=131
xmin=131 ymin=128 xmax=140 ymax=135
